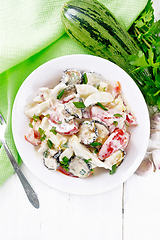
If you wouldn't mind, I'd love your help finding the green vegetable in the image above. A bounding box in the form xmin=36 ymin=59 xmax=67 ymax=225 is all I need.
xmin=33 ymin=114 xmax=40 ymax=122
xmin=129 ymin=0 xmax=160 ymax=109
xmin=60 ymin=156 xmax=70 ymax=171
xmin=57 ymin=89 xmax=65 ymax=100
xmin=110 ymin=164 xmax=117 ymax=175
xmin=114 ymin=113 xmax=123 ymax=118
xmin=97 ymin=102 xmax=108 ymax=111
xmin=50 ymin=126 xmax=57 ymax=135
xmin=38 ymin=127 xmax=46 ymax=141
xmin=29 ymin=123 xmax=33 ymax=128
xmin=61 ymin=0 xmax=151 ymax=102
xmin=73 ymin=101 xmax=86 ymax=108
xmin=47 ymin=139 xmax=53 ymax=149
xmin=84 ymin=158 xmax=92 ymax=164
xmin=90 ymin=142 xmax=102 ymax=147
xmin=83 ymin=73 xmax=88 ymax=84
xmin=113 ymin=121 xmax=118 ymax=127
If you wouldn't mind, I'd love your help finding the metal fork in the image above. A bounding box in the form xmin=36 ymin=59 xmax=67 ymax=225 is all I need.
xmin=0 ymin=113 xmax=39 ymax=209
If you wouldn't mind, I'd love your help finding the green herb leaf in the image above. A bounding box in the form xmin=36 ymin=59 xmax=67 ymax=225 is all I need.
xmin=29 ymin=123 xmax=33 ymax=128
xmin=97 ymin=102 xmax=108 ymax=111
xmin=110 ymin=164 xmax=117 ymax=175
xmin=83 ymin=73 xmax=88 ymax=84
xmin=84 ymin=158 xmax=92 ymax=164
xmin=73 ymin=101 xmax=86 ymax=108
xmin=90 ymin=142 xmax=102 ymax=147
xmin=113 ymin=121 xmax=118 ymax=127
xmin=47 ymin=139 xmax=53 ymax=149
xmin=38 ymin=127 xmax=46 ymax=141
xmin=128 ymin=0 xmax=160 ymax=109
xmin=113 ymin=113 xmax=123 ymax=118
xmin=60 ymin=156 xmax=70 ymax=171
xmin=50 ymin=126 xmax=57 ymax=135
xmin=57 ymin=89 xmax=65 ymax=100
xmin=33 ymin=114 xmax=40 ymax=122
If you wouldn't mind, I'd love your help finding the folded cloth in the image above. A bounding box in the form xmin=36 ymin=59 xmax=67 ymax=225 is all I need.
xmin=0 ymin=0 xmax=148 ymax=185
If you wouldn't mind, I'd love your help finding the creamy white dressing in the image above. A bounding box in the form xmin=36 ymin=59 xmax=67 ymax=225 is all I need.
xmin=24 ymin=69 xmax=137 ymax=178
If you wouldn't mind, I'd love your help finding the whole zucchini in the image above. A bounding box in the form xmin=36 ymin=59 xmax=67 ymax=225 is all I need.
xmin=61 ymin=0 xmax=151 ymax=100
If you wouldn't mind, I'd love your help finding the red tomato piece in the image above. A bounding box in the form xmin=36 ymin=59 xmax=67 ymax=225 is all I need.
xmin=125 ymin=112 xmax=137 ymax=126
xmin=25 ymin=120 xmax=41 ymax=146
xmin=48 ymin=103 xmax=61 ymax=124
xmin=90 ymin=106 xmax=125 ymax=132
xmin=49 ymin=119 xmax=79 ymax=135
xmin=112 ymin=81 xmax=121 ymax=97
xmin=98 ymin=129 xmax=130 ymax=160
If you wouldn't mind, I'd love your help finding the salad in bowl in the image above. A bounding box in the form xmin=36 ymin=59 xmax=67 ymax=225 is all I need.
xmin=24 ymin=68 xmax=137 ymax=179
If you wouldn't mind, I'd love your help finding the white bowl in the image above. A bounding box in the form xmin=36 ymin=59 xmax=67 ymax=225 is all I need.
xmin=12 ymin=54 xmax=150 ymax=195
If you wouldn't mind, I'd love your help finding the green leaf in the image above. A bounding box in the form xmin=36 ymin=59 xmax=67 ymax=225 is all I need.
xmin=110 ymin=164 xmax=117 ymax=175
xmin=83 ymin=73 xmax=88 ymax=84
xmin=60 ymin=156 xmax=70 ymax=171
xmin=50 ymin=126 xmax=57 ymax=135
xmin=97 ymin=102 xmax=108 ymax=111
xmin=57 ymin=89 xmax=65 ymax=100
xmin=29 ymin=123 xmax=33 ymax=128
xmin=38 ymin=127 xmax=46 ymax=141
xmin=47 ymin=139 xmax=53 ymax=149
xmin=73 ymin=101 xmax=86 ymax=108
xmin=113 ymin=121 xmax=118 ymax=127
xmin=38 ymin=127 xmax=45 ymax=136
xmin=135 ymin=20 xmax=145 ymax=28
xmin=33 ymin=114 xmax=40 ymax=122
xmin=90 ymin=142 xmax=102 ymax=147
xmin=113 ymin=113 xmax=123 ymax=118
xmin=157 ymin=96 xmax=160 ymax=110
xmin=155 ymin=73 xmax=160 ymax=88
xmin=84 ymin=158 xmax=92 ymax=164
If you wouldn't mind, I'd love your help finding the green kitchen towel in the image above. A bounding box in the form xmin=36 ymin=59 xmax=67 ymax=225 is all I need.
xmin=0 ymin=0 xmax=148 ymax=185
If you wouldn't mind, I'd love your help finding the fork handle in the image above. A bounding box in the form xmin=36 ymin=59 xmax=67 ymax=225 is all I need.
xmin=2 ymin=140 xmax=39 ymax=209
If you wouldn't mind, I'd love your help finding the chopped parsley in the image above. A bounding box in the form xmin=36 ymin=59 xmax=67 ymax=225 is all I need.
xmin=83 ymin=73 xmax=88 ymax=84
xmin=90 ymin=142 xmax=102 ymax=147
xmin=128 ymin=0 xmax=160 ymax=109
xmin=50 ymin=126 xmax=57 ymax=135
xmin=33 ymin=114 xmax=40 ymax=122
xmin=47 ymin=139 xmax=53 ymax=149
xmin=97 ymin=102 xmax=108 ymax=111
xmin=29 ymin=123 xmax=33 ymax=128
xmin=110 ymin=164 xmax=117 ymax=175
xmin=113 ymin=121 xmax=118 ymax=127
xmin=113 ymin=113 xmax=123 ymax=118
xmin=38 ymin=127 xmax=46 ymax=141
xmin=84 ymin=158 xmax=92 ymax=164
xmin=73 ymin=101 xmax=86 ymax=108
xmin=60 ymin=156 xmax=70 ymax=171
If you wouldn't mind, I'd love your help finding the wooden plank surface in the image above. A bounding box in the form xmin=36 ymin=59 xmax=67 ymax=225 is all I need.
xmin=0 ymin=164 xmax=123 ymax=240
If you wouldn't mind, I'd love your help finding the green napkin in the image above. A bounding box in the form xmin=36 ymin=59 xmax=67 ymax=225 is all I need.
xmin=0 ymin=0 xmax=148 ymax=185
